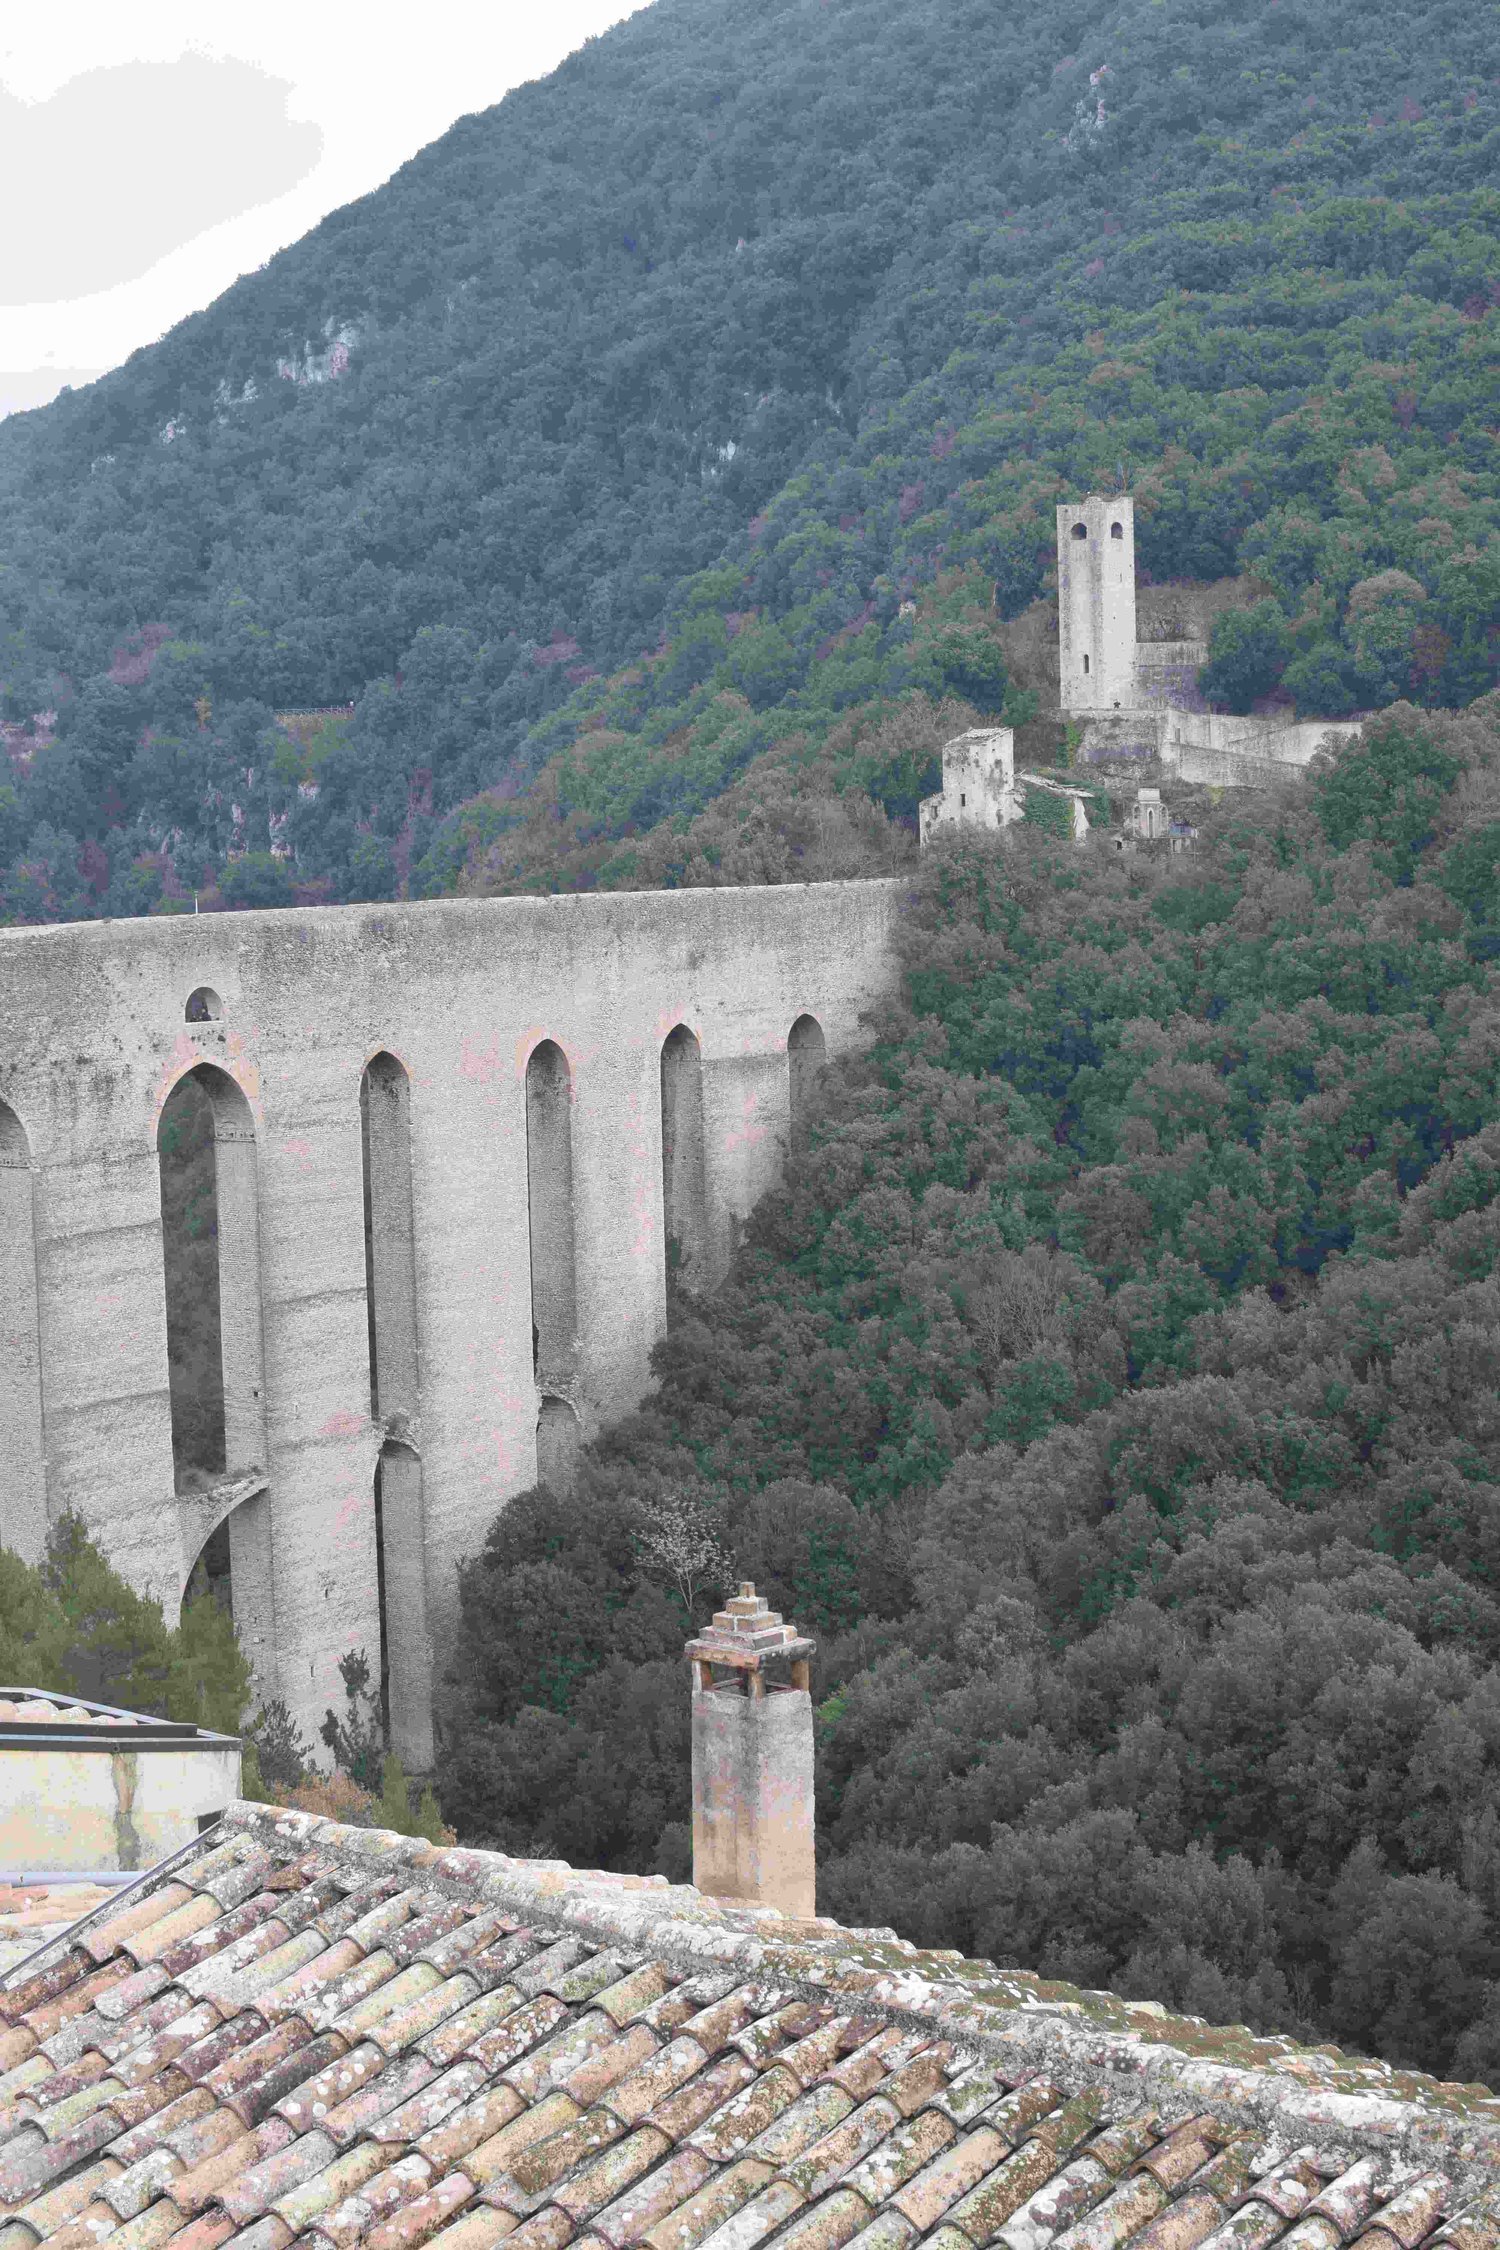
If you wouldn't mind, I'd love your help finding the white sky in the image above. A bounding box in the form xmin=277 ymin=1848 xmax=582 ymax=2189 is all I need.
xmin=0 ymin=1 xmax=633 ymax=417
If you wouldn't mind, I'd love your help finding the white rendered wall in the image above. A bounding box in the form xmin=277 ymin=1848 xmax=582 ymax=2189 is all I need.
xmin=0 ymin=1742 xmax=241 ymax=1871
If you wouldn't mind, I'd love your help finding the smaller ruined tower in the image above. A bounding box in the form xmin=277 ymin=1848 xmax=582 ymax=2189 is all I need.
xmin=1057 ymin=493 xmax=1137 ymax=712
xmin=687 ymin=1583 xmax=816 ymax=1918
xmin=918 ymin=726 xmax=1019 ymax=843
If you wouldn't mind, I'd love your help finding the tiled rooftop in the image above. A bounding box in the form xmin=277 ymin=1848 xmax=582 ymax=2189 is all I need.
xmin=4 ymin=1804 xmax=1500 ymax=2250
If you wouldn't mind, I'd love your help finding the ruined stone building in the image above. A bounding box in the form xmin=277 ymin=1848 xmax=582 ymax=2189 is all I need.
xmin=0 ymin=882 xmax=900 ymax=1762
xmin=917 ymin=733 xmax=1094 ymax=847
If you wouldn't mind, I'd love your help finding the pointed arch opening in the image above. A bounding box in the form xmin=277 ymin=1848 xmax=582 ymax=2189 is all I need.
xmin=184 ymin=1519 xmax=233 ymax=1614
xmin=360 ymin=1052 xmax=431 ymax=1767
xmin=660 ymin=1024 xmax=708 ymax=1304
xmin=0 ymin=1097 xmax=46 ymax=1565
xmin=536 ymin=1396 xmax=581 ymax=1493
xmin=526 ymin=1040 xmax=577 ymax=1384
xmin=788 ymin=1014 xmax=827 ymax=1137
xmin=157 ymin=1064 xmax=265 ymax=1488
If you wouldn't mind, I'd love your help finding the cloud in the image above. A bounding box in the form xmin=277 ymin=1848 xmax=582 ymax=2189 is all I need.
xmin=0 ymin=54 xmax=323 ymax=304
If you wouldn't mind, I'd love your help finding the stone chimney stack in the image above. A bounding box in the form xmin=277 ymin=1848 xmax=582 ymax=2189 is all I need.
xmin=686 ymin=1583 xmax=816 ymax=1919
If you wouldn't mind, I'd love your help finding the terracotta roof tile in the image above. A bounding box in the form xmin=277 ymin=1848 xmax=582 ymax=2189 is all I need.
xmin=745 ymin=2083 xmax=854 ymax=2166
xmin=893 ymin=2128 xmax=1009 ymax=2230
xmin=499 ymin=2102 xmax=629 ymax=2208
xmin=783 ymin=2096 xmax=902 ymax=2202
xmin=1051 ymin=2168 xmax=1172 ymax=2250
xmin=647 ymin=2054 xmax=758 ymax=2143
xmin=506 ymin=2011 xmax=619 ymax=2102
xmin=1361 ymin=2182 xmax=1455 ymax=2250
xmin=365 ymin=2166 xmax=479 ymax=2247
xmin=320 ymin=2051 xmax=443 ymax=2146
xmin=1133 ymin=2186 xmax=1244 ymax=2250
xmin=163 ymin=2215 xmax=238 ymax=2250
xmin=1275 ymin=2219 xmax=1343 ymax=2250
xmin=549 ymin=2123 xmax=674 ymax=2221
xmin=776 ymin=2188 xmax=876 ymax=2250
xmin=11 ymin=2154 xmax=124 ymax=2238
xmin=695 ymin=2176 xmax=810 ymax=2250
xmin=413 ymin=2082 xmax=527 ymax=2169
xmin=637 ymin=2154 xmax=776 ymax=2250
xmin=607 ymin=2038 xmax=711 ymax=2125
xmin=471 ymin=1997 xmax=571 ymax=2077
xmin=427 ymin=2210 xmax=522 ymax=2248
xmin=464 ymin=2089 xmax=582 ymax=2185
xmin=689 ymin=2065 xmax=804 ymax=2162
xmin=843 ymin=2210 xmax=917 ymax=2250
xmin=593 ymin=2144 xmax=714 ymax=2246
xmin=596 ymin=1968 xmax=675 ymax=2028
xmin=272 ymin=2136 xmax=390 ymax=2228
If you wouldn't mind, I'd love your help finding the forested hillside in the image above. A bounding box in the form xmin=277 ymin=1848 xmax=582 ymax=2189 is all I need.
xmin=0 ymin=0 xmax=1497 ymax=916
xmin=440 ymin=702 xmax=1500 ymax=2083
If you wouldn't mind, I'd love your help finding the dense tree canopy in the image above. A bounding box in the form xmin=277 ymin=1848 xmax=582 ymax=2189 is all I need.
xmin=0 ymin=0 xmax=1496 ymax=914
xmin=439 ymin=702 xmax=1500 ymax=2084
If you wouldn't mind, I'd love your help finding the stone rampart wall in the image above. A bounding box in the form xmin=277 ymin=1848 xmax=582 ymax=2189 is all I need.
xmin=0 ymin=883 xmax=902 ymax=1754
xmin=1162 ymin=709 xmax=1360 ymax=784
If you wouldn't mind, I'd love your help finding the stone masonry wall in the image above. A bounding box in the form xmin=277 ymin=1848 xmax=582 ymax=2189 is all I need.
xmin=0 ymin=882 xmax=902 ymax=1753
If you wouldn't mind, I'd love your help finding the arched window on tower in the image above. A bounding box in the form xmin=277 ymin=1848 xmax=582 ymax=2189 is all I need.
xmin=1110 ymin=521 xmax=1124 ymax=540
xmin=1071 ymin=521 xmax=1088 ymax=540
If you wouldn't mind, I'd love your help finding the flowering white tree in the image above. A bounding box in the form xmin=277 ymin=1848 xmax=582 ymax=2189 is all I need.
xmin=633 ymin=1484 xmax=733 ymax=1623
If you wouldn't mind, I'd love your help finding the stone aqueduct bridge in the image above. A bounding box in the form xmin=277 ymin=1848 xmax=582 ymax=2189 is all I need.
xmin=0 ymin=880 xmax=902 ymax=1763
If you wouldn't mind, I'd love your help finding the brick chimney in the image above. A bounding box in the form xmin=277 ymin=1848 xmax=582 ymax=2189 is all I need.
xmin=685 ymin=1583 xmax=816 ymax=1919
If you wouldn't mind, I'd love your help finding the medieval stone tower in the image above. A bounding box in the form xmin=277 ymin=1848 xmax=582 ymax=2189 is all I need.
xmin=1057 ymin=493 xmax=1138 ymax=711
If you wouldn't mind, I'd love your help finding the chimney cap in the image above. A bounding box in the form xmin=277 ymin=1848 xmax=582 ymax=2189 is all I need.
xmin=685 ymin=1581 xmax=816 ymax=1672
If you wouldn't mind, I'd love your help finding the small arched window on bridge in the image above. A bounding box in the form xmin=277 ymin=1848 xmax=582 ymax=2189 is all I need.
xmin=1071 ymin=521 xmax=1088 ymax=540
xmin=788 ymin=1014 xmax=827 ymax=1138
xmin=1110 ymin=521 xmax=1124 ymax=540
xmin=185 ymin=987 xmax=222 ymax=1023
